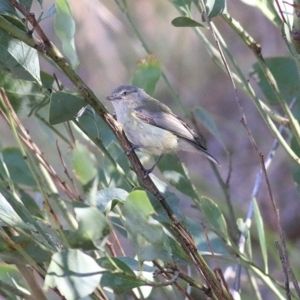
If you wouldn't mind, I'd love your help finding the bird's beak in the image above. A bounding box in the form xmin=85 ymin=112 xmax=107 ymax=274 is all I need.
xmin=106 ymin=95 xmax=118 ymax=101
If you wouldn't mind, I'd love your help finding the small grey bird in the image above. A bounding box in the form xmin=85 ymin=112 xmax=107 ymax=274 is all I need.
xmin=106 ymin=85 xmax=219 ymax=176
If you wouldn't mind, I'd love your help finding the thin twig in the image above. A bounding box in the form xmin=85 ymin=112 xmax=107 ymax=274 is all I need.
xmin=164 ymin=262 xmax=211 ymax=294
xmin=152 ymin=270 xmax=180 ymax=287
xmin=106 ymin=240 xmax=117 ymax=257
xmin=110 ymin=229 xmax=126 ymax=256
xmin=261 ymin=154 xmax=300 ymax=298
xmin=9 ymin=0 xmax=51 ymax=45
xmin=56 ymin=139 xmax=81 ymax=198
xmin=275 ymin=241 xmax=291 ymax=300
xmin=231 ymin=99 xmax=298 ymax=295
xmin=275 ymin=0 xmax=288 ymax=24
xmin=152 ymin=261 xmax=194 ymax=300
xmin=66 ymin=121 xmax=76 ymax=145
xmin=202 ymin=223 xmax=234 ymax=300
xmin=0 ymin=88 xmax=78 ymax=200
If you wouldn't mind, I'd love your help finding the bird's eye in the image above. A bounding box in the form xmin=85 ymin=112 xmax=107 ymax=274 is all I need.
xmin=122 ymin=91 xmax=128 ymax=96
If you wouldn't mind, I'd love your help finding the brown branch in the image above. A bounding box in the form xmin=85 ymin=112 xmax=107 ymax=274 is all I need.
xmin=110 ymin=229 xmax=126 ymax=256
xmin=152 ymin=269 xmax=180 ymax=287
xmin=275 ymin=241 xmax=291 ymax=300
xmin=260 ymin=154 xmax=300 ymax=298
xmin=275 ymin=0 xmax=287 ymax=24
xmin=152 ymin=261 xmax=194 ymax=300
xmin=9 ymin=0 xmax=51 ymax=45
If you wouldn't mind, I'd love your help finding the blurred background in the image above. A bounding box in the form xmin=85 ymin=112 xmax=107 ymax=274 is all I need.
xmin=3 ymin=0 xmax=299 ymax=241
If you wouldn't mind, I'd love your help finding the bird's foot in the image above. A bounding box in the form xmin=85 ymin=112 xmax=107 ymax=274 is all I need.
xmin=143 ymin=154 xmax=164 ymax=178
xmin=143 ymin=167 xmax=154 ymax=178
xmin=126 ymin=144 xmax=139 ymax=155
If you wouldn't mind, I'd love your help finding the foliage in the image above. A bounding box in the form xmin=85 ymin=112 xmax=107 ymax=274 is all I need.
xmin=0 ymin=0 xmax=299 ymax=299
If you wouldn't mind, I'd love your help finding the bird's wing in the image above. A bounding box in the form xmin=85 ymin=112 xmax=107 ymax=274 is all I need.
xmin=135 ymin=102 xmax=207 ymax=150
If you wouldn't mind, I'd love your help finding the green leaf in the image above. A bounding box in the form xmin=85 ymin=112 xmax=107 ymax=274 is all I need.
xmin=194 ymin=106 xmax=226 ymax=150
xmin=0 ymin=1 xmax=17 ymax=15
xmin=0 ymin=72 xmax=48 ymax=117
xmin=0 ymin=193 xmax=32 ymax=230
xmin=170 ymin=0 xmax=192 ymax=14
xmin=68 ymin=206 xmax=110 ymax=249
xmin=195 ymin=196 xmax=230 ymax=243
xmin=171 ymin=16 xmax=204 ymax=27
xmin=250 ymin=57 xmax=300 ymax=105
xmin=0 ymin=148 xmax=36 ymax=186
xmin=188 ymin=218 xmax=230 ymax=255
xmin=0 ymin=235 xmax=51 ymax=264
xmin=54 ymin=0 xmax=79 ymax=68
xmin=100 ymin=142 xmax=135 ymax=190
xmin=77 ymin=105 xmax=115 ymax=148
xmin=253 ymin=198 xmax=268 ymax=273
xmin=98 ymin=257 xmax=135 ymax=274
xmin=0 ymin=264 xmax=25 ymax=293
xmin=44 ymin=249 xmax=102 ymax=299
xmin=49 ymin=91 xmax=86 ymax=125
xmin=148 ymin=186 xmax=180 ymax=225
xmin=121 ymin=190 xmax=173 ymax=261
xmin=93 ymin=188 xmax=129 ymax=213
xmin=158 ymin=153 xmax=199 ymax=199
xmin=40 ymin=71 xmax=59 ymax=90
xmin=19 ymin=190 xmax=42 ymax=218
xmin=42 ymin=4 xmax=56 ymax=21
xmin=0 ymin=27 xmax=41 ymax=83
xmin=0 ymin=12 xmax=27 ymax=31
xmin=131 ymin=54 xmax=161 ymax=96
xmin=291 ymin=136 xmax=300 ymax=193
xmin=204 ymin=0 xmax=227 ymax=19
xmin=114 ymin=257 xmax=156 ymax=272
xmin=71 ymin=142 xmax=98 ymax=184
xmin=98 ymin=257 xmax=150 ymax=294
xmin=100 ymin=271 xmax=145 ymax=293
xmin=19 ymin=0 xmax=33 ymax=10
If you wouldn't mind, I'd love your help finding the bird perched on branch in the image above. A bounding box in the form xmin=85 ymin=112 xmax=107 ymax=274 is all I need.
xmin=106 ymin=85 xmax=219 ymax=177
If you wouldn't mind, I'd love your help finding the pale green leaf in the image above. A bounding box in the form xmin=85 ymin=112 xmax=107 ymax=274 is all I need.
xmin=55 ymin=0 xmax=79 ymax=68
xmin=0 ymin=27 xmax=41 ymax=83
xmin=121 ymin=190 xmax=173 ymax=261
xmin=195 ymin=196 xmax=230 ymax=243
xmin=195 ymin=106 xmax=226 ymax=150
xmin=49 ymin=91 xmax=86 ymax=125
xmin=0 ymin=193 xmax=32 ymax=230
xmin=44 ymin=249 xmax=102 ymax=299
xmin=71 ymin=143 xmax=97 ymax=184
xmin=131 ymin=54 xmax=161 ymax=96
xmin=253 ymin=198 xmax=268 ymax=273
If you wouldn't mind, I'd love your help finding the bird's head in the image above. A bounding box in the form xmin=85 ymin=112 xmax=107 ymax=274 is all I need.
xmin=106 ymin=85 xmax=146 ymax=106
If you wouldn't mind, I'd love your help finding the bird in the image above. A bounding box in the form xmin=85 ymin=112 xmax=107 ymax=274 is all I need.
xmin=106 ymin=85 xmax=219 ymax=177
